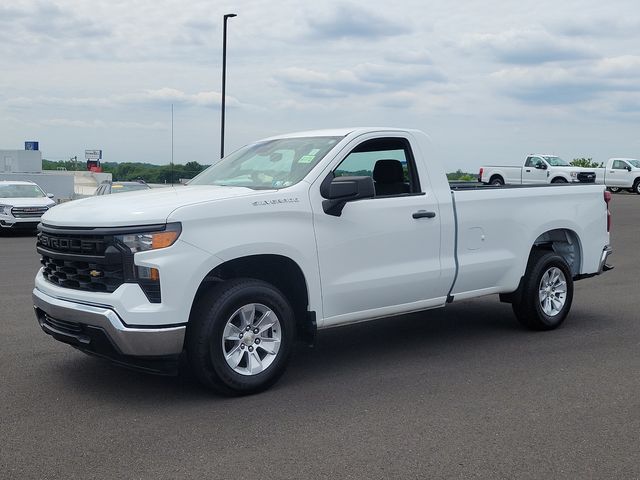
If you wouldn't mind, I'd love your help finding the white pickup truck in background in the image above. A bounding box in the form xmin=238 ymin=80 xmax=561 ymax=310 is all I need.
xmin=479 ymin=154 xmax=597 ymax=185
xmin=596 ymin=158 xmax=640 ymax=194
xmin=32 ymin=128 xmax=613 ymax=395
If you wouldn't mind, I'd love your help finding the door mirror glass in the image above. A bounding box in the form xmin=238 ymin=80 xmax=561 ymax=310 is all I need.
xmin=535 ymin=162 xmax=547 ymax=170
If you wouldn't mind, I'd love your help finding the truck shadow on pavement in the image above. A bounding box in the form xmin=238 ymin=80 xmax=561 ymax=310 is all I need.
xmin=51 ymin=297 xmax=595 ymax=402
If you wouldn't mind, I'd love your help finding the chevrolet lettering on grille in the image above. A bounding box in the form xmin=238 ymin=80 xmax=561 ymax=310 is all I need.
xmin=38 ymin=234 xmax=104 ymax=254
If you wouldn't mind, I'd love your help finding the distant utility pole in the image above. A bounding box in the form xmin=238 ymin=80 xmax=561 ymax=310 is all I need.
xmin=220 ymin=13 xmax=237 ymax=159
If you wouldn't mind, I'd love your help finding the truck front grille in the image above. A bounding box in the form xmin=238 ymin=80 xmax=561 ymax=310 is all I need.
xmin=40 ymin=255 xmax=125 ymax=293
xmin=36 ymin=224 xmax=161 ymax=303
xmin=37 ymin=227 xmax=129 ymax=294
xmin=577 ymin=172 xmax=596 ymax=183
xmin=11 ymin=206 xmax=48 ymax=218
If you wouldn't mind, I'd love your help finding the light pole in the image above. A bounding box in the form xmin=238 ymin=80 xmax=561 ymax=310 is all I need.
xmin=220 ymin=13 xmax=237 ymax=159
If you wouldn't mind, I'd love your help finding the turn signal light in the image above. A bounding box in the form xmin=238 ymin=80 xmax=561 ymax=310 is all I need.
xmin=152 ymin=231 xmax=180 ymax=249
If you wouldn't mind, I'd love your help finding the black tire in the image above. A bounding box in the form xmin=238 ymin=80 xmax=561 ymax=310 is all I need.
xmin=186 ymin=278 xmax=296 ymax=396
xmin=512 ymin=250 xmax=574 ymax=331
xmin=551 ymin=177 xmax=568 ymax=184
xmin=633 ymin=180 xmax=640 ymax=195
xmin=490 ymin=176 xmax=504 ymax=186
xmin=607 ymin=187 xmax=621 ymax=193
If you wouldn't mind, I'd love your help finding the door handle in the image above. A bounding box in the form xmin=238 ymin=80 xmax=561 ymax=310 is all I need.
xmin=412 ymin=210 xmax=436 ymax=219
xmin=525 ymin=169 xmax=531 ymax=172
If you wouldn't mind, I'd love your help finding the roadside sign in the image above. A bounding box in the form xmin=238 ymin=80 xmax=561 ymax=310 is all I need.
xmin=25 ymin=141 xmax=39 ymax=151
xmin=85 ymin=149 xmax=102 ymax=160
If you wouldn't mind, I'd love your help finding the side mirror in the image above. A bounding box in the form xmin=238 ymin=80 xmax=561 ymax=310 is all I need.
xmin=320 ymin=174 xmax=375 ymax=216
xmin=536 ymin=163 xmax=547 ymax=170
xmin=46 ymin=193 xmax=54 ymax=199
xmin=627 ymin=166 xmax=632 ymax=172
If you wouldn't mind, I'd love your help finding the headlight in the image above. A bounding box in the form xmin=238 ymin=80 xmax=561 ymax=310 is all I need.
xmin=570 ymin=171 xmax=578 ymax=178
xmin=0 ymin=204 xmax=12 ymax=216
xmin=115 ymin=222 xmax=181 ymax=253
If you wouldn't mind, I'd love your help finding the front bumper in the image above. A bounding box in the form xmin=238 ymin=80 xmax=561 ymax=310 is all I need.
xmin=33 ymin=288 xmax=186 ymax=374
xmin=0 ymin=216 xmax=40 ymax=229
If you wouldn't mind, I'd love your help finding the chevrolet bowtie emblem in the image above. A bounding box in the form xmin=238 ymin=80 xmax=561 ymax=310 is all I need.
xmin=89 ymin=270 xmax=102 ymax=278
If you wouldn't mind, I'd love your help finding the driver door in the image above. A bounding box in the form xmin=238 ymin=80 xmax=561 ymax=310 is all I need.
xmin=310 ymin=134 xmax=448 ymax=326
xmin=522 ymin=156 xmax=548 ymax=184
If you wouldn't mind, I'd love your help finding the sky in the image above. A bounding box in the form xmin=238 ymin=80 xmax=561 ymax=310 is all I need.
xmin=1 ymin=0 xmax=640 ymax=172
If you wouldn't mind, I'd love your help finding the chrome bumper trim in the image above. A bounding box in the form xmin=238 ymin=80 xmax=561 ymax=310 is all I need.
xmin=33 ymin=288 xmax=185 ymax=356
xmin=598 ymin=245 xmax=613 ymax=274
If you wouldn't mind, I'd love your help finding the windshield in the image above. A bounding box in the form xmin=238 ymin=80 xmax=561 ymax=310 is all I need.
xmin=0 ymin=184 xmax=46 ymax=198
xmin=189 ymin=136 xmax=342 ymax=189
xmin=112 ymin=183 xmax=150 ymax=193
xmin=542 ymin=156 xmax=570 ymax=166
xmin=628 ymin=160 xmax=640 ymax=168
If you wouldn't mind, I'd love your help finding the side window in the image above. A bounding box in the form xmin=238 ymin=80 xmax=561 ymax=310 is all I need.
xmin=612 ymin=160 xmax=626 ymax=170
xmin=533 ymin=157 xmax=545 ymax=168
xmin=334 ymin=137 xmax=420 ymax=197
xmin=525 ymin=157 xmax=535 ymax=167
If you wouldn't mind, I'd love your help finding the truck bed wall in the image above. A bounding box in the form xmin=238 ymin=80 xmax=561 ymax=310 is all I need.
xmin=450 ymin=184 xmax=608 ymax=299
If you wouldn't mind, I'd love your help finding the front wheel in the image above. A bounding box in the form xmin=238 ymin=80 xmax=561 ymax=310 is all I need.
xmin=634 ymin=180 xmax=640 ymax=195
xmin=551 ymin=177 xmax=568 ymax=184
xmin=512 ymin=251 xmax=574 ymax=330
xmin=186 ymin=278 xmax=296 ymax=395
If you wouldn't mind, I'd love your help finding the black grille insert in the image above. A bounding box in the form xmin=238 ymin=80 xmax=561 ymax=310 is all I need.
xmin=42 ymin=314 xmax=84 ymax=336
xmin=41 ymin=254 xmax=125 ymax=293
xmin=577 ymin=172 xmax=596 ymax=183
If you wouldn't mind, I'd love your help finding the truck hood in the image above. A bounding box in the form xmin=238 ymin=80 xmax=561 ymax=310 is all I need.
xmin=42 ymin=185 xmax=266 ymax=227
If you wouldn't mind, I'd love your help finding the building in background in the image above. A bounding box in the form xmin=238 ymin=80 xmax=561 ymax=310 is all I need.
xmin=0 ymin=142 xmax=110 ymax=201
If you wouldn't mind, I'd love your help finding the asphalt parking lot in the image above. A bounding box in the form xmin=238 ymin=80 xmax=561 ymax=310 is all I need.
xmin=1 ymin=194 xmax=639 ymax=479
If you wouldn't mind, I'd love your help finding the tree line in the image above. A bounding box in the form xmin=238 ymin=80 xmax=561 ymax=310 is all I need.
xmin=42 ymin=159 xmax=209 ymax=183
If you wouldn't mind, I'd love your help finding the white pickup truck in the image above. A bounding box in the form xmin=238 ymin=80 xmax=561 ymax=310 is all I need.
xmin=479 ymin=154 xmax=597 ymax=185
xmin=596 ymin=158 xmax=640 ymax=194
xmin=33 ymin=128 xmax=613 ymax=395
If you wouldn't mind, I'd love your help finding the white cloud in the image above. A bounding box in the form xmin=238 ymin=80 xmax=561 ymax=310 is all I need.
xmin=277 ymin=62 xmax=445 ymax=98
xmin=2 ymin=0 xmax=640 ymax=169
xmin=462 ymin=28 xmax=597 ymax=64
xmin=6 ymin=89 xmax=240 ymax=110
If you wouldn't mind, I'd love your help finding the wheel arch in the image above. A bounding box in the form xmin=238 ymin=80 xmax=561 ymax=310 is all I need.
xmin=500 ymin=228 xmax=582 ymax=304
xmin=489 ymin=174 xmax=504 ymax=184
xmin=530 ymin=228 xmax=582 ymax=277
xmin=190 ymin=254 xmax=315 ymax=343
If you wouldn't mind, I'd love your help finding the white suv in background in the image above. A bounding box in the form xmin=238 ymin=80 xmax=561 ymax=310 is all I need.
xmin=0 ymin=181 xmax=56 ymax=232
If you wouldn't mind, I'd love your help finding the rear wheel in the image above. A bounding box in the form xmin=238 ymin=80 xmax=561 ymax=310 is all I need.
xmin=607 ymin=187 xmax=621 ymax=193
xmin=490 ymin=176 xmax=504 ymax=186
xmin=187 ymin=278 xmax=296 ymax=395
xmin=512 ymin=251 xmax=573 ymax=330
